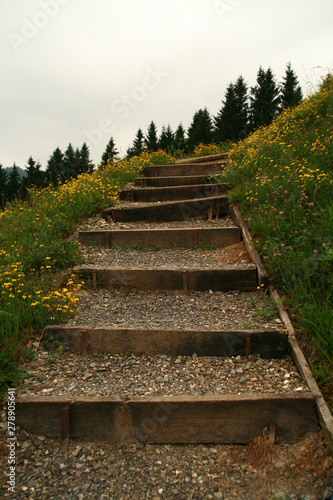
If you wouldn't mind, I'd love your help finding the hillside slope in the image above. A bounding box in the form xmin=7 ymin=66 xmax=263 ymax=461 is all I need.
xmin=223 ymin=74 xmax=333 ymax=408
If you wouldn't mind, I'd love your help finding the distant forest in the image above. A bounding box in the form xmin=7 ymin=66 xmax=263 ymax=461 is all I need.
xmin=0 ymin=63 xmax=302 ymax=208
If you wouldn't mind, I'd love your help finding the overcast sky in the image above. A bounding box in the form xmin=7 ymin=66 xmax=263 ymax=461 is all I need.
xmin=1 ymin=0 xmax=333 ymax=169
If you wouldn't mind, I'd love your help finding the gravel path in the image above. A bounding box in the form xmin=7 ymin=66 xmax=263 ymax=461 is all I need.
xmin=77 ymin=215 xmax=236 ymax=232
xmin=80 ymin=244 xmax=255 ymax=269
xmin=67 ymin=288 xmax=283 ymax=331
xmin=2 ymin=212 xmax=333 ymax=499
xmin=19 ymin=351 xmax=308 ymax=399
xmin=1 ymin=418 xmax=332 ymax=499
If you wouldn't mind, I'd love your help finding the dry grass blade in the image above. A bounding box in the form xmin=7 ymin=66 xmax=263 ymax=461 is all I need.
xmin=245 ymin=427 xmax=275 ymax=468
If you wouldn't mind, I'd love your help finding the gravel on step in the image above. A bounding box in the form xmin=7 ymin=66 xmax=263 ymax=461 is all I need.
xmin=76 ymin=215 xmax=237 ymax=233
xmin=18 ymin=351 xmax=309 ymax=398
xmin=1 ymin=421 xmax=332 ymax=499
xmin=67 ymin=289 xmax=285 ymax=331
xmin=80 ymin=243 xmax=255 ymax=269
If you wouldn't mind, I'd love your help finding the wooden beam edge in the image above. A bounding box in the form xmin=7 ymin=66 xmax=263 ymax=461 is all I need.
xmin=269 ymin=287 xmax=333 ymax=452
xmin=15 ymin=391 xmax=316 ymax=405
xmin=229 ymin=205 xmax=269 ymax=287
xmin=44 ymin=325 xmax=284 ymax=335
xmin=176 ymin=152 xmax=229 ymax=164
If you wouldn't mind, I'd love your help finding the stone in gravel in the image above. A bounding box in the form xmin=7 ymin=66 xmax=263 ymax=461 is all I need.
xmin=214 ymin=493 xmax=223 ymax=500
xmin=274 ymin=461 xmax=286 ymax=469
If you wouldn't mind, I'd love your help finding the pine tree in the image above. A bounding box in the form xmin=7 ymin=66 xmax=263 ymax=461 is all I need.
xmin=0 ymin=163 xmax=8 ymax=208
xmin=214 ymin=83 xmax=237 ymax=142
xmin=7 ymin=163 xmax=21 ymax=201
xmin=159 ymin=124 xmax=174 ymax=151
xmin=63 ymin=143 xmax=77 ymax=180
xmin=280 ymin=62 xmax=302 ymax=110
xmin=46 ymin=148 xmax=64 ymax=186
xmin=173 ymin=123 xmax=187 ymax=152
xmin=77 ymin=143 xmax=94 ymax=175
xmin=127 ymin=129 xmax=144 ymax=157
xmin=24 ymin=156 xmax=44 ymax=189
xmin=145 ymin=122 xmax=159 ymax=152
xmin=188 ymin=108 xmax=213 ymax=151
xmin=101 ymin=137 xmax=119 ymax=165
xmin=250 ymin=67 xmax=280 ymax=130
xmin=233 ymin=76 xmax=249 ymax=139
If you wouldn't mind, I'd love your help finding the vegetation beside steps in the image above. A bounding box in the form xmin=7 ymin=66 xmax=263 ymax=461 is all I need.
xmin=0 ymin=78 xmax=332 ymax=426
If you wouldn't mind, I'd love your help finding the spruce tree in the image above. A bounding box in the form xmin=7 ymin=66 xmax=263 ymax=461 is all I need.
xmin=249 ymin=67 xmax=280 ymax=130
xmin=101 ymin=137 xmax=119 ymax=165
xmin=63 ymin=143 xmax=77 ymax=180
xmin=127 ymin=129 xmax=144 ymax=157
xmin=0 ymin=163 xmax=8 ymax=208
xmin=214 ymin=83 xmax=237 ymax=142
xmin=188 ymin=108 xmax=213 ymax=151
xmin=46 ymin=148 xmax=64 ymax=186
xmin=159 ymin=124 xmax=174 ymax=151
xmin=280 ymin=62 xmax=302 ymax=110
xmin=145 ymin=122 xmax=159 ymax=152
xmin=233 ymin=76 xmax=249 ymax=139
xmin=24 ymin=156 xmax=44 ymax=189
xmin=78 ymin=143 xmax=94 ymax=175
xmin=7 ymin=163 xmax=21 ymax=201
xmin=173 ymin=123 xmax=187 ymax=152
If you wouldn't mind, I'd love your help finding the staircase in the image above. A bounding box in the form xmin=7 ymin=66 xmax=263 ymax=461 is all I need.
xmin=15 ymin=152 xmax=322 ymax=445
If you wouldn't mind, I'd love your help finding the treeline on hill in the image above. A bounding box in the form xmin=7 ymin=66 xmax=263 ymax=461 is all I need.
xmin=0 ymin=63 xmax=302 ymax=209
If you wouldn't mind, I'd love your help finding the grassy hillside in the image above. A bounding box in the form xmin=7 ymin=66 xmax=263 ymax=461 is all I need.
xmin=0 ymin=151 xmax=174 ymax=391
xmin=221 ymin=74 xmax=333 ymax=408
xmin=1 ymin=77 xmax=332 ymax=408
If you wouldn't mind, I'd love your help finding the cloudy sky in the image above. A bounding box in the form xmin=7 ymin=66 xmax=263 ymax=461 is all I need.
xmin=1 ymin=0 xmax=333 ymax=169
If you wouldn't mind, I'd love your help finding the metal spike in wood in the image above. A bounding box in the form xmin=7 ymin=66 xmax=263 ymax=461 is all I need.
xmin=246 ymin=337 xmax=251 ymax=356
xmin=61 ymin=406 xmax=70 ymax=445
xmin=106 ymin=231 xmax=111 ymax=248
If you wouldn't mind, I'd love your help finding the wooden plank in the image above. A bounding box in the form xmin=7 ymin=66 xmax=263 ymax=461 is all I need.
xmin=230 ymin=205 xmax=269 ymax=287
xmin=186 ymin=268 xmax=257 ymax=291
xmin=15 ymin=393 xmax=318 ymax=444
xmin=73 ymin=266 xmax=258 ymax=291
xmin=78 ymin=230 xmax=110 ymax=247
xmin=44 ymin=325 xmax=289 ymax=358
xmin=141 ymin=162 xmax=228 ymax=178
xmin=78 ymin=227 xmax=242 ymax=249
xmin=101 ymin=195 xmax=229 ymax=222
xmin=120 ymin=183 xmax=228 ymax=203
xmin=176 ymin=152 xmax=229 ymax=164
xmin=135 ymin=175 xmax=221 ymax=187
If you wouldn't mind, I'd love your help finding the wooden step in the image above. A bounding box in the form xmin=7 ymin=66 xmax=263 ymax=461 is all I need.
xmin=141 ymin=162 xmax=228 ymax=178
xmin=101 ymin=195 xmax=228 ymax=222
xmin=44 ymin=325 xmax=289 ymax=358
xmin=120 ymin=184 xmax=228 ymax=203
xmin=73 ymin=266 xmax=258 ymax=291
xmin=135 ymin=174 xmax=221 ymax=187
xmin=176 ymin=152 xmax=229 ymax=164
xmin=78 ymin=226 xmax=242 ymax=249
xmin=15 ymin=392 xmax=318 ymax=444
